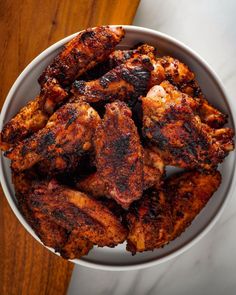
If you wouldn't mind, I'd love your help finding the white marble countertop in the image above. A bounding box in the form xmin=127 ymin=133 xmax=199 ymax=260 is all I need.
xmin=68 ymin=1 xmax=236 ymax=294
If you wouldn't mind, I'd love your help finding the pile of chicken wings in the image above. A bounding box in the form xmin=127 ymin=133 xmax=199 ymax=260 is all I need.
xmin=1 ymin=26 xmax=234 ymax=259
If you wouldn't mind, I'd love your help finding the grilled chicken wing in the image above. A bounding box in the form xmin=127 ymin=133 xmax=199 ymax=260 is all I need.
xmin=142 ymin=81 xmax=234 ymax=169
xmin=26 ymin=179 xmax=127 ymax=247
xmin=12 ymin=171 xmax=79 ymax=256
xmin=7 ymin=102 xmax=101 ymax=173
xmin=39 ymin=26 xmax=125 ymax=87
xmin=0 ymin=26 xmax=123 ymax=150
xmin=126 ymin=190 xmax=173 ymax=254
xmin=71 ymin=52 xmax=165 ymax=106
xmin=94 ymin=101 xmax=143 ymax=208
xmin=76 ymin=147 xmax=164 ymax=198
xmin=166 ymin=170 xmax=221 ymax=240
xmin=126 ymin=169 xmax=221 ymax=254
xmin=0 ymin=78 xmax=68 ymax=150
xmin=81 ymin=44 xmax=156 ymax=81
xmin=158 ymin=56 xmax=227 ymax=127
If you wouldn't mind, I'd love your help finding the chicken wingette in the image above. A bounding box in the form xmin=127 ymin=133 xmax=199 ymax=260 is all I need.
xmin=126 ymin=189 xmax=173 ymax=254
xmin=94 ymin=101 xmax=143 ymax=208
xmin=71 ymin=52 xmax=165 ymax=105
xmin=81 ymin=44 xmax=156 ymax=81
xmin=6 ymin=102 xmax=101 ymax=174
xmin=166 ymin=170 xmax=221 ymax=240
xmin=26 ymin=179 xmax=128 ymax=247
xmin=0 ymin=78 xmax=68 ymax=150
xmin=38 ymin=26 xmax=125 ymax=87
xmin=12 ymin=171 xmax=93 ymax=259
xmin=142 ymin=81 xmax=234 ymax=170
xmin=126 ymin=169 xmax=221 ymax=254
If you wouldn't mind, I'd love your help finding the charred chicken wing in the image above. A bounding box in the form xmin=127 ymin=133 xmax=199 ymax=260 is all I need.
xmin=27 ymin=179 xmax=127 ymax=247
xmin=166 ymin=170 xmax=221 ymax=240
xmin=76 ymin=147 xmax=164 ymax=198
xmin=142 ymin=81 xmax=234 ymax=169
xmin=126 ymin=169 xmax=221 ymax=254
xmin=71 ymin=52 xmax=165 ymax=106
xmin=39 ymin=26 xmax=125 ymax=87
xmin=7 ymin=102 xmax=101 ymax=173
xmin=158 ymin=56 xmax=227 ymax=127
xmin=12 ymin=171 xmax=77 ymax=256
xmin=0 ymin=78 xmax=68 ymax=150
xmin=81 ymin=44 xmax=156 ymax=81
xmin=126 ymin=190 xmax=173 ymax=254
xmin=94 ymin=101 xmax=143 ymax=208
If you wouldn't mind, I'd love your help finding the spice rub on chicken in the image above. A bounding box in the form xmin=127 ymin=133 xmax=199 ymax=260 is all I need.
xmin=94 ymin=101 xmax=143 ymax=208
xmin=13 ymin=173 xmax=127 ymax=258
xmin=71 ymin=51 xmax=165 ymax=105
xmin=166 ymin=170 xmax=221 ymax=240
xmin=76 ymin=146 xmax=164 ymax=198
xmin=126 ymin=169 xmax=221 ymax=254
xmin=39 ymin=26 xmax=125 ymax=87
xmin=0 ymin=78 xmax=68 ymax=150
xmin=1 ymin=25 xmax=234 ymax=260
xmin=142 ymin=81 xmax=234 ymax=170
xmin=7 ymin=102 xmax=101 ymax=174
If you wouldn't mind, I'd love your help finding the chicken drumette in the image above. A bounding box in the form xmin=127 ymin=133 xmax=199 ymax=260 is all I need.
xmin=142 ymin=81 xmax=234 ymax=170
xmin=6 ymin=102 xmax=101 ymax=174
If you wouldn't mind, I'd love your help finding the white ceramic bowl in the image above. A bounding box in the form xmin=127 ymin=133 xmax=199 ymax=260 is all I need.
xmin=1 ymin=25 xmax=236 ymax=271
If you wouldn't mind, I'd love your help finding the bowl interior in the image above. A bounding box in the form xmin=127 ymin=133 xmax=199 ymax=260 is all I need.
xmin=0 ymin=26 xmax=235 ymax=271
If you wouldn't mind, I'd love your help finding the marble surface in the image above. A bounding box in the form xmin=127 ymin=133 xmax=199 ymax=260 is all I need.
xmin=68 ymin=1 xmax=236 ymax=294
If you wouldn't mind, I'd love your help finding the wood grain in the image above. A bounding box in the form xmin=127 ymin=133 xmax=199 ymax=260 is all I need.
xmin=0 ymin=0 xmax=140 ymax=294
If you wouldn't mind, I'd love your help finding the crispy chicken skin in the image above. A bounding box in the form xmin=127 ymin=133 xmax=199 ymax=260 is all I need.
xmin=166 ymin=170 xmax=221 ymax=240
xmin=142 ymin=81 xmax=234 ymax=169
xmin=126 ymin=190 xmax=173 ymax=254
xmin=76 ymin=147 xmax=164 ymax=198
xmin=126 ymin=169 xmax=221 ymax=254
xmin=71 ymin=52 xmax=165 ymax=105
xmin=94 ymin=101 xmax=143 ymax=208
xmin=81 ymin=44 xmax=156 ymax=81
xmin=7 ymin=102 xmax=101 ymax=173
xmin=27 ymin=179 xmax=127 ymax=247
xmin=39 ymin=26 xmax=125 ymax=87
xmin=12 ymin=172 xmax=75 ymax=255
xmin=158 ymin=56 xmax=227 ymax=128
xmin=0 ymin=78 xmax=68 ymax=150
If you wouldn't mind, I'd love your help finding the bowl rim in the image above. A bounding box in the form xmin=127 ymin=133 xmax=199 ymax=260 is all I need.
xmin=1 ymin=25 xmax=236 ymax=271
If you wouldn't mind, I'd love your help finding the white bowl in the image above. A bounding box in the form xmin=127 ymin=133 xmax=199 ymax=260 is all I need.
xmin=1 ymin=25 xmax=236 ymax=271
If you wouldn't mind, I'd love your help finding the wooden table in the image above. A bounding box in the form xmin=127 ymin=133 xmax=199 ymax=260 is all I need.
xmin=0 ymin=1 xmax=139 ymax=294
